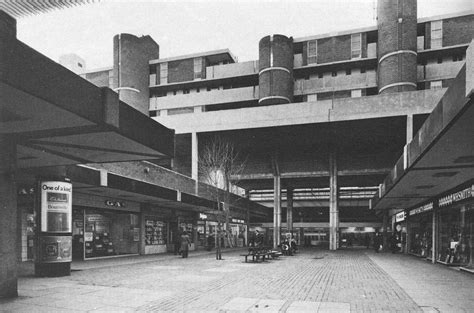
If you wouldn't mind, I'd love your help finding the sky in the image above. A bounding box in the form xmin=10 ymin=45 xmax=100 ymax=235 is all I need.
xmin=16 ymin=0 xmax=473 ymax=70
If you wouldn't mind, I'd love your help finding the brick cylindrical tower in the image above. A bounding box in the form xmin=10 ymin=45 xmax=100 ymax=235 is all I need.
xmin=377 ymin=0 xmax=417 ymax=94
xmin=113 ymin=33 xmax=159 ymax=115
xmin=258 ymin=34 xmax=294 ymax=105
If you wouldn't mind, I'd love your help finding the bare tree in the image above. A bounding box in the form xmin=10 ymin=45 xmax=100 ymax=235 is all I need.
xmin=199 ymin=136 xmax=245 ymax=260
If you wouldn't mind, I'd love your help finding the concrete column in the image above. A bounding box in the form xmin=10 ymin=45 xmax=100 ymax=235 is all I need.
xmin=406 ymin=114 xmax=413 ymax=143
xmin=432 ymin=207 xmax=438 ymax=264
xmin=191 ymin=132 xmax=198 ymax=194
xmin=329 ymin=152 xmax=339 ymax=251
xmin=382 ymin=212 xmax=389 ymax=251
xmin=0 ymin=138 xmax=18 ymax=298
xmin=286 ymin=188 xmax=294 ymax=233
xmin=273 ymin=175 xmax=281 ymax=249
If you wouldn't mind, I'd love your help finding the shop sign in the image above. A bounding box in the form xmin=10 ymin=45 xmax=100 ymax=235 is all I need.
xmin=105 ymin=200 xmax=126 ymax=208
xmin=438 ymin=185 xmax=473 ymax=207
xmin=231 ymin=218 xmax=245 ymax=224
xmin=395 ymin=211 xmax=406 ymax=222
xmin=409 ymin=202 xmax=433 ymax=216
xmin=199 ymin=213 xmax=208 ymax=220
xmin=40 ymin=181 xmax=72 ymax=233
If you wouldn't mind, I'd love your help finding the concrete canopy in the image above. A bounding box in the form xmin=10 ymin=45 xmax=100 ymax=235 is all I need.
xmin=372 ymin=56 xmax=474 ymax=211
xmin=1 ymin=34 xmax=174 ymax=169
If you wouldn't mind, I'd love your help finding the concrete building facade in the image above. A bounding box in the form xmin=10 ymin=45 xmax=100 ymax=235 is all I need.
xmin=81 ymin=1 xmax=472 ymax=251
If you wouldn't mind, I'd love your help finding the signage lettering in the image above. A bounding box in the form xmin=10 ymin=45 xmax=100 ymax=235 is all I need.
xmin=105 ymin=200 xmax=126 ymax=207
xmin=409 ymin=202 xmax=433 ymax=216
xmin=395 ymin=211 xmax=406 ymax=222
xmin=199 ymin=213 xmax=208 ymax=220
xmin=438 ymin=185 xmax=473 ymax=207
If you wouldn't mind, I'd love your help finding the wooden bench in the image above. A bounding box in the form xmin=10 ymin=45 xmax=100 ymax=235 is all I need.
xmin=241 ymin=247 xmax=272 ymax=263
xmin=240 ymin=252 xmax=268 ymax=263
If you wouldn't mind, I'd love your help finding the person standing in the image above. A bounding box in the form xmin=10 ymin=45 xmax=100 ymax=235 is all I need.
xmin=180 ymin=231 xmax=191 ymax=258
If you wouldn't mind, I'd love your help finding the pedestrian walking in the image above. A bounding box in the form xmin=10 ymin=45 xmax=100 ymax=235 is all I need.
xmin=374 ymin=233 xmax=382 ymax=253
xmin=180 ymin=231 xmax=191 ymax=258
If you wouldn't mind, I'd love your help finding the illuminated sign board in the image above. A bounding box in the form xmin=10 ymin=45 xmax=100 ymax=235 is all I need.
xmin=409 ymin=202 xmax=433 ymax=216
xmin=438 ymin=185 xmax=473 ymax=207
xmin=41 ymin=181 xmax=72 ymax=233
xmin=395 ymin=211 xmax=406 ymax=222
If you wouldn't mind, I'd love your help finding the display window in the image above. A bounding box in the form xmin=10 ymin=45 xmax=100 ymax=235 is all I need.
xmin=438 ymin=203 xmax=472 ymax=265
xmin=408 ymin=213 xmax=432 ymax=257
xmin=145 ymin=218 xmax=167 ymax=245
xmin=73 ymin=208 xmax=140 ymax=259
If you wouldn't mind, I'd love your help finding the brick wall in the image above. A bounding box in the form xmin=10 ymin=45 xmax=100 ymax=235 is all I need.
xmin=113 ymin=34 xmax=159 ymax=115
xmin=443 ymin=15 xmax=473 ymax=47
xmin=168 ymin=58 xmax=194 ymax=83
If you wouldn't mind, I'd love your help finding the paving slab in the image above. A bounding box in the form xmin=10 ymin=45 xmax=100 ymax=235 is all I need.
xmin=2 ymin=248 xmax=473 ymax=312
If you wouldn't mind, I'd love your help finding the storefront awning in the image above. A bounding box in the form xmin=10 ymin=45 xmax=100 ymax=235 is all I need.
xmin=0 ymin=34 xmax=174 ymax=171
xmin=371 ymin=54 xmax=474 ymax=211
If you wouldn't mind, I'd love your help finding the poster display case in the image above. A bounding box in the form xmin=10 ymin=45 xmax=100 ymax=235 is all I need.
xmin=145 ymin=219 xmax=167 ymax=245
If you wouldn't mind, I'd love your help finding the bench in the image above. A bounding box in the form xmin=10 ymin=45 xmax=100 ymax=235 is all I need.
xmin=241 ymin=247 xmax=273 ymax=263
xmin=240 ymin=252 xmax=268 ymax=263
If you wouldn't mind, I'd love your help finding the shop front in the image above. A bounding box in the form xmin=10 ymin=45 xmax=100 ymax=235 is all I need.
xmin=229 ymin=218 xmax=246 ymax=247
xmin=407 ymin=202 xmax=433 ymax=258
xmin=436 ymin=184 xmax=473 ymax=267
xmin=392 ymin=211 xmax=407 ymax=253
xmin=72 ymin=195 xmax=141 ymax=260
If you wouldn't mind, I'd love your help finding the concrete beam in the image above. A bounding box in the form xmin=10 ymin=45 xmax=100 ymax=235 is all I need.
xmin=154 ymin=89 xmax=445 ymax=134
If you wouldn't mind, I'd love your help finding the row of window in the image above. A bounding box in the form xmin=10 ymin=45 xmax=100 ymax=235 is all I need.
xmin=307 ymin=33 xmax=362 ymax=65
xmin=306 ymin=20 xmax=444 ymax=65
xmin=149 ymin=79 xmax=445 ymax=118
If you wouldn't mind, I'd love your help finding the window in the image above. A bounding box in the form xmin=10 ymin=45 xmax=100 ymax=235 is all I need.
xmin=149 ymin=110 xmax=160 ymax=117
xmin=307 ymin=40 xmax=317 ymax=64
xmin=430 ymin=81 xmax=442 ymax=90
xmin=160 ymin=62 xmax=168 ymax=85
xmin=351 ymin=33 xmax=362 ymax=59
xmin=431 ymin=20 xmax=442 ymax=49
xmin=351 ymin=89 xmax=362 ymax=98
xmin=168 ymin=107 xmax=194 ymax=115
xmin=194 ymin=57 xmax=203 ymax=79
xmin=452 ymin=55 xmax=463 ymax=62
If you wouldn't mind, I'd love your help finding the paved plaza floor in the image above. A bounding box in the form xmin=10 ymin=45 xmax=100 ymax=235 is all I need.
xmin=1 ymin=248 xmax=473 ymax=312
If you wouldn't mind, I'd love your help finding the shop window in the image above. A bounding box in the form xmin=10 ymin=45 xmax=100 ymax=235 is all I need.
xmin=438 ymin=206 xmax=471 ymax=265
xmin=431 ymin=20 xmax=443 ymax=49
xmin=82 ymin=210 xmax=140 ymax=259
xmin=307 ymin=39 xmax=317 ymax=64
xmin=145 ymin=219 xmax=167 ymax=245
xmin=351 ymin=33 xmax=362 ymax=59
